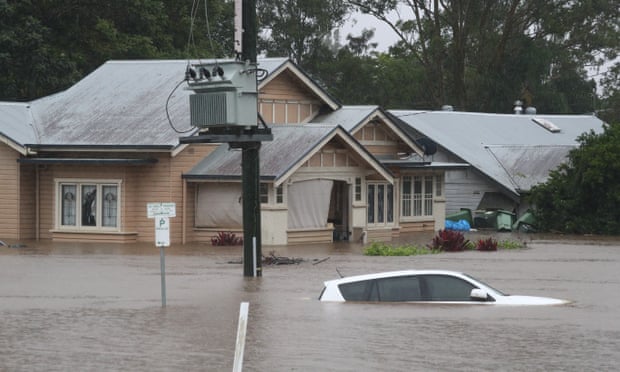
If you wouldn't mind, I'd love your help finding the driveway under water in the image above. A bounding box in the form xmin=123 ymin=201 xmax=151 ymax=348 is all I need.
xmin=1 ymin=234 xmax=619 ymax=371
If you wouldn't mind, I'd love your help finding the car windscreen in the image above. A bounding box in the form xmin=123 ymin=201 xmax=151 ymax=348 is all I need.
xmin=462 ymin=273 xmax=507 ymax=296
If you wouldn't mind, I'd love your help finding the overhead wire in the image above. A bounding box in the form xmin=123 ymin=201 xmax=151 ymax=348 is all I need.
xmin=166 ymin=78 xmax=196 ymax=134
xmin=166 ymin=0 xmax=209 ymax=135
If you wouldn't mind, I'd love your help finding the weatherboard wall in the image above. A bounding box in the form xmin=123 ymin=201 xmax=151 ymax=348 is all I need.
xmin=0 ymin=144 xmax=19 ymax=240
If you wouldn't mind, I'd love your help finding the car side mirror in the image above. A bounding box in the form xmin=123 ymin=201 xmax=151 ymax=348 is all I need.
xmin=470 ymin=288 xmax=488 ymax=301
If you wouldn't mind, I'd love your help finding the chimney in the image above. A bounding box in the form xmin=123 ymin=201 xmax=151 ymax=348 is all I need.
xmin=513 ymin=100 xmax=523 ymax=114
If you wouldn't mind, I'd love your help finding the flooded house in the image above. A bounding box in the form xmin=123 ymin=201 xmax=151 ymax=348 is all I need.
xmin=391 ymin=108 xmax=606 ymax=224
xmin=0 ymin=58 xmax=605 ymax=244
xmin=0 ymin=58 xmax=449 ymax=245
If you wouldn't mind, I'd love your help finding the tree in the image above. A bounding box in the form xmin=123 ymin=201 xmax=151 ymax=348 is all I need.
xmin=347 ymin=0 xmax=620 ymax=113
xmin=598 ymin=62 xmax=620 ymax=124
xmin=0 ymin=1 xmax=80 ymax=100
xmin=528 ymin=123 xmax=620 ymax=234
xmin=0 ymin=0 xmax=233 ymax=101
xmin=256 ymin=0 xmax=350 ymax=67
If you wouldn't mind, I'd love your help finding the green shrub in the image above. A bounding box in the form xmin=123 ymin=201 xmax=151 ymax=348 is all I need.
xmin=497 ymin=239 xmax=524 ymax=249
xmin=363 ymin=242 xmax=436 ymax=256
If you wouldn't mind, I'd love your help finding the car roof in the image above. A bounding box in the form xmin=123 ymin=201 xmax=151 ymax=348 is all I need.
xmin=324 ymin=270 xmax=467 ymax=286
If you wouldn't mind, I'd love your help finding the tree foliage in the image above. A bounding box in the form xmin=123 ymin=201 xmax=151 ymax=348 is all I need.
xmin=2 ymin=0 xmax=619 ymax=118
xmin=598 ymin=62 xmax=620 ymax=124
xmin=528 ymin=123 xmax=620 ymax=234
xmin=346 ymin=0 xmax=619 ymax=112
xmin=256 ymin=0 xmax=350 ymax=67
xmin=0 ymin=0 xmax=233 ymax=101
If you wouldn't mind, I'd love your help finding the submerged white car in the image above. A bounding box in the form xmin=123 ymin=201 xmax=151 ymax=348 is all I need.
xmin=319 ymin=270 xmax=568 ymax=306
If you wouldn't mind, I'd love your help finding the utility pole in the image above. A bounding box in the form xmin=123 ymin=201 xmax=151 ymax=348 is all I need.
xmin=181 ymin=0 xmax=270 ymax=277
xmin=240 ymin=0 xmax=262 ymax=277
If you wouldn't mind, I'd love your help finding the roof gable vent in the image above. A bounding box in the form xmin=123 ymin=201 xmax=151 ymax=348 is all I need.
xmin=532 ymin=117 xmax=561 ymax=133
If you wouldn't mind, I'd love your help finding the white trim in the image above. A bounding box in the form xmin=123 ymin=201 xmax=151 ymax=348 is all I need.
xmin=351 ymin=111 xmax=425 ymax=156
xmin=401 ymin=174 xmax=439 ymax=218
xmin=258 ymin=61 xmax=340 ymax=111
xmin=275 ymin=127 xmax=393 ymax=186
xmin=54 ymin=178 xmax=122 ymax=232
xmin=0 ymin=134 xmax=28 ymax=155
xmin=366 ymin=181 xmax=395 ymax=227
xmin=285 ymin=102 xmax=288 ymax=123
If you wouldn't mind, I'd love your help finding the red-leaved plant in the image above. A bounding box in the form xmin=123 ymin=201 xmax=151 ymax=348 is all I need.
xmin=211 ymin=231 xmax=243 ymax=246
xmin=476 ymin=237 xmax=498 ymax=251
xmin=427 ymin=229 xmax=470 ymax=252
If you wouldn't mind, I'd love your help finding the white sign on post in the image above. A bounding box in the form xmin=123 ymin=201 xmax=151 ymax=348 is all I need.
xmin=147 ymin=202 xmax=175 ymax=308
xmin=147 ymin=202 xmax=176 ymax=218
xmin=155 ymin=216 xmax=170 ymax=247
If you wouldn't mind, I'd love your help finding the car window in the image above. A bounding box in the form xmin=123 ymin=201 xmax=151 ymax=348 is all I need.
xmin=422 ymin=275 xmax=476 ymax=301
xmin=376 ymin=276 xmax=422 ymax=302
xmin=339 ymin=280 xmax=373 ymax=301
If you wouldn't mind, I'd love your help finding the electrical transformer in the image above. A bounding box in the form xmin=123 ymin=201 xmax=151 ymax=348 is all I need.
xmin=186 ymin=60 xmax=258 ymax=128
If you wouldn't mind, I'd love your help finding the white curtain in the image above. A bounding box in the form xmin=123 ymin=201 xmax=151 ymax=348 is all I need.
xmin=287 ymin=179 xmax=333 ymax=229
xmin=196 ymin=183 xmax=243 ymax=227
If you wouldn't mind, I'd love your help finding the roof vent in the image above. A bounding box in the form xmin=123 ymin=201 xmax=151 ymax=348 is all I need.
xmin=513 ymin=100 xmax=523 ymax=114
xmin=441 ymin=105 xmax=454 ymax=111
xmin=532 ymin=117 xmax=561 ymax=133
xmin=525 ymin=106 xmax=537 ymax=115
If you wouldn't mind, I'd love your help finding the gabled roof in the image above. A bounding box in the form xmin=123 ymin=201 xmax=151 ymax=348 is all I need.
xmin=312 ymin=105 xmax=379 ymax=131
xmin=258 ymin=59 xmax=340 ymax=111
xmin=2 ymin=57 xmax=331 ymax=151
xmin=313 ymin=105 xmax=424 ymax=156
xmin=184 ymin=125 xmax=393 ymax=185
xmin=390 ymin=110 xmax=606 ymax=195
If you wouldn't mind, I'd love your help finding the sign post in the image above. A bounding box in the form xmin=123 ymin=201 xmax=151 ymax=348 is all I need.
xmin=156 ymin=216 xmax=169 ymax=307
xmin=148 ymin=203 xmax=176 ymax=308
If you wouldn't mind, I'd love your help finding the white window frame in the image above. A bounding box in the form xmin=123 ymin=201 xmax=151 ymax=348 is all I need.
xmin=366 ymin=181 xmax=394 ymax=226
xmin=259 ymin=182 xmax=287 ymax=206
xmin=401 ymin=174 xmax=441 ymax=219
xmin=55 ymin=179 xmax=122 ymax=231
xmin=354 ymin=177 xmax=362 ymax=202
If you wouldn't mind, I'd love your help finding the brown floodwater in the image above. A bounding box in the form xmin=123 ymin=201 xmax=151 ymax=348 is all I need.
xmin=1 ymin=233 xmax=619 ymax=371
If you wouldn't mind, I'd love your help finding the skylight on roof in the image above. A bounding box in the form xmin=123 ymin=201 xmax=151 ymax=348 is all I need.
xmin=532 ymin=117 xmax=561 ymax=133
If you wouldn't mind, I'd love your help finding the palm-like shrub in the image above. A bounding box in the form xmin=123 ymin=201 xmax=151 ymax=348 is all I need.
xmin=427 ymin=229 xmax=470 ymax=252
xmin=476 ymin=237 xmax=498 ymax=251
xmin=211 ymin=231 xmax=243 ymax=246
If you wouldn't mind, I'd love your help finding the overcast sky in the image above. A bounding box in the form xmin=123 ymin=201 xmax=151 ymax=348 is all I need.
xmin=339 ymin=10 xmax=616 ymax=92
xmin=339 ymin=11 xmax=400 ymax=52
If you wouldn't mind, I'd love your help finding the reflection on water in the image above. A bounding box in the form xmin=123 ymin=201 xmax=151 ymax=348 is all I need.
xmin=1 ymin=235 xmax=620 ymax=371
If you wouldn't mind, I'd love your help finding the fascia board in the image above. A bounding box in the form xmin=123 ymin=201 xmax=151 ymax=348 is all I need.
xmin=274 ymin=126 xmax=393 ymax=187
xmin=259 ymin=61 xmax=340 ymax=111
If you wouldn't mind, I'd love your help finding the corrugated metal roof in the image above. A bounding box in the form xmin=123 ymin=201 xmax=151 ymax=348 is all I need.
xmin=487 ymin=145 xmax=575 ymax=191
xmin=256 ymin=57 xmax=289 ymax=73
xmin=2 ymin=58 xmax=288 ymax=149
xmin=390 ymin=110 xmax=605 ymax=194
xmin=0 ymin=102 xmax=38 ymax=147
xmin=185 ymin=125 xmax=338 ymax=179
xmin=184 ymin=124 xmax=394 ymax=184
xmin=312 ymin=105 xmax=379 ymax=131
